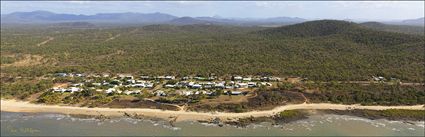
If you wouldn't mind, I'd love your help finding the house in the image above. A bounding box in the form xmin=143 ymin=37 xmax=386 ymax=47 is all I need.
xmin=242 ymin=77 xmax=252 ymax=81
xmin=236 ymin=83 xmax=248 ymax=88
xmin=133 ymin=83 xmax=145 ymax=88
xmin=233 ymin=76 xmax=243 ymax=81
xmin=165 ymin=76 xmax=175 ymax=80
xmin=202 ymin=91 xmax=213 ymax=96
xmin=105 ymin=88 xmax=116 ymax=94
xmin=260 ymin=82 xmax=272 ymax=86
xmin=252 ymin=77 xmax=261 ymax=81
xmin=102 ymin=73 xmax=110 ymax=77
xmin=225 ymin=86 xmax=234 ymax=89
xmin=192 ymin=84 xmax=202 ymax=89
xmin=155 ymin=90 xmax=167 ymax=96
xmin=119 ymin=74 xmax=133 ymax=79
xmin=75 ymin=73 xmax=85 ymax=77
xmin=145 ymin=83 xmax=154 ymax=88
xmin=140 ymin=75 xmax=151 ymax=80
xmin=194 ymin=76 xmax=207 ymax=81
xmin=55 ymin=73 xmax=68 ymax=77
xmin=208 ymin=77 xmax=216 ymax=80
xmin=182 ymin=76 xmax=190 ymax=80
xmin=188 ymin=82 xmax=195 ymax=87
xmin=124 ymin=90 xmax=141 ymax=95
xmin=52 ymin=87 xmax=66 ymax=93
xmin=92 ymin=83 xmax=102 ymax=86
xmin=178 ymin=90 xmax=193 ymax=96
xmin=156 ymin=76 xmax=166 ymax=80
xmin=230 ymin=91 xmax=242 ymax=95
xmin=269 ymin=77 xmax=281 ymax=81
xmin=102 ymin=81 xmax=109 ymax=86
xmin=165 ymin=84 xmax=176 ymax=88
xmin=372 ymin=76 xmax=386 ymax=81
xmin=247 ymin=82 xmax=257 ymax=87
xmin=126 ymin=79 xmax=136 ymax=84
xmin=203 ymin=85 xmax=213 ymax=89
xmin=71 ymin=83 xmax=84 ymax=87
xmin=66 ymin=87 xmax=81 ymax=93
xmin=214 ymin=83 xmax=225 ymax=89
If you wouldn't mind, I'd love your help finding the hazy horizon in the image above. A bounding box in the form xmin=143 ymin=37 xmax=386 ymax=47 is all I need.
xmin=1 ymin=1 xmax=424 ymax=21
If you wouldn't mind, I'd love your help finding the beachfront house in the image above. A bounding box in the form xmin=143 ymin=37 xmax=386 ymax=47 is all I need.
xmin=236 ymin=83 xmax=248 ymax=88
xmin=66 ymin=87 xmax=81 ymax=93
xmin=227 ymin=91 xmax=243 ymax=95
xmin=155 ymin=90 xmax=167 ymax=96
xmin=247 ymin=82 xmax=257 ymax=88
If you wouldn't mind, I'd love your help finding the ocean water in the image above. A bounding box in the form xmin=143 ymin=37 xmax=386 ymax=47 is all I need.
xmin=1 ymin=111 xmax=424 ymax=136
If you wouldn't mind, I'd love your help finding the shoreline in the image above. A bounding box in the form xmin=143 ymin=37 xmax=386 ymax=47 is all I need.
xmin=1 ymin=99 xmax=424 ymax=122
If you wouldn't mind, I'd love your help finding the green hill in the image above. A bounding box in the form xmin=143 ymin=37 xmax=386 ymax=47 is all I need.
xmin=1 ymin=20 xmax=424 ymax=82
xmin=360 ymin=22 xmax=424 ymax=35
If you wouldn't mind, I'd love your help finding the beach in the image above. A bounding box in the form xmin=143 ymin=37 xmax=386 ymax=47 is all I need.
xmin=2 ymin=99 xmax=424 ymax=122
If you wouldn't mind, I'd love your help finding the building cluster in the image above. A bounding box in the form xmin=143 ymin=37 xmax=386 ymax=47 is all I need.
xmin=51 ymin=73 xmax=279 ymax=97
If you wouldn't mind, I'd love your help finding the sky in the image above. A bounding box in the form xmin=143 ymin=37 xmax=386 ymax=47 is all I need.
xmin=1 ymin=1 xmax=424 ymax=21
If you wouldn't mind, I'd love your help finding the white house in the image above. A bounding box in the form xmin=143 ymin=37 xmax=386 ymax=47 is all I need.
xmin=247 ymin=82 xmax=257 ymax=87
xmin=214 ymin=83 xmax=225 ymax=89
xmin=133 ymin=83 xmax=145 ymax=88
xmin=145 ymin=83 xmax=154 ymax=88
xmin=242 ymin=77 xmax=252 ymax=81
xmin=165 ymin=84 xmax=176 ymax=88
xmin=236 ymin=83 xmax=248 ymax=88
xmin=52 ymin=87 xmax=66 ymax=93
xmin=105 ymin=88 xmax=116 ymax=94
xmin=165 ymin=75 xmax=175 ymax=80
xmin=230 ymin=91 xmax=243 ymax=95
xmin=233 ymin=76 xmax=243 ymax=81
xmin=66 ymin=87 xmax=81 ymax=93
xmin=192 ymin=84 xmax=202 ymax=89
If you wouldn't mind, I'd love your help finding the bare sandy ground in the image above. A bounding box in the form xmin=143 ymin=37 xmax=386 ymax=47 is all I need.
xmin=37 ymin=36 xmax=54 ymax=46
xmin=1 ymin=99 xmax=424 ymax=122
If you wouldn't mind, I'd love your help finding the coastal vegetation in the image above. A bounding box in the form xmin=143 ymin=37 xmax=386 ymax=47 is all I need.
xmin=224 ymin=110 xmax=309 ymax=127
xmin=321 ymin=109 xmax=425 ymax=121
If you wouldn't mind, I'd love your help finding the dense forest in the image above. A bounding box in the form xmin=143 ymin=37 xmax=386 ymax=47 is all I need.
xmin=1 ymin=20 xmax=424 ymax=82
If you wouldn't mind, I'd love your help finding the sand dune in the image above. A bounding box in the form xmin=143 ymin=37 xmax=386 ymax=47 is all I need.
xmin=1 ymin=99 xmax=423 ymax=122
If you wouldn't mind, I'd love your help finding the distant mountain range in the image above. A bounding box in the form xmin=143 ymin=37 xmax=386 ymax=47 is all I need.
xmin=401 ymin=17 xmax=425 ymax=26
xmin=0 ymin=10 xmax=307 ymax=26
xmin=1 ymin=10 xmax=423 ymax=27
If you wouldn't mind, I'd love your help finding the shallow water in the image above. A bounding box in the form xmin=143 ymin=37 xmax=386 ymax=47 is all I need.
xmin=1 ymin=111 xmax=424 ymax=136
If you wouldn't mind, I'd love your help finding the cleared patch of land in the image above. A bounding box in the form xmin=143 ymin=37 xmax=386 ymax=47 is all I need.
xmin=36 ymin=36 xmax=54 ymax=46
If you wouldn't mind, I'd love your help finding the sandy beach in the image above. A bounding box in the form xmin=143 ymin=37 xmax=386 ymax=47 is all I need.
xmin=1 ymin=99 xmax=424 ymax=122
